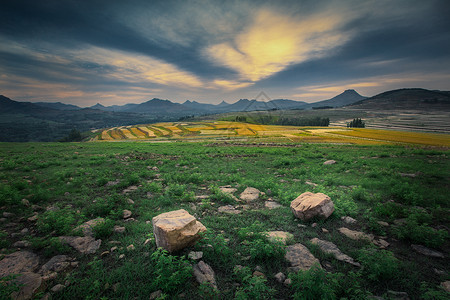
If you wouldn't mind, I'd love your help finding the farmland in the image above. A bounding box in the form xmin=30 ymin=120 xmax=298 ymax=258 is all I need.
xmin=0 ymin=140 xmax=449 ymax=299
xmin=91 ymin=121 xmax=450 ymax=147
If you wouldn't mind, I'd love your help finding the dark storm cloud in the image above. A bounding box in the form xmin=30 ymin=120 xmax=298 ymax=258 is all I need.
xmin=0 ymin=0 xmax=449 ymax=104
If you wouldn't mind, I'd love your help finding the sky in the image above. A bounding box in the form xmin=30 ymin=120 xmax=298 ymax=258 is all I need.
xmin=1 ymin=0 xmax=449 ymax=107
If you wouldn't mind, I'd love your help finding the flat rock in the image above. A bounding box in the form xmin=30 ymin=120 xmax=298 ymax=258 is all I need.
xmin=188 ymin=251 xmax=203 ymax=260
xmin=274 ymin=272 xmax=286 ymax=283
xmin=239 ymin=187 xmax=261 ymax=202
xmin=290 ymin=192 xmax=334 ymax=221
xmin=152 ymin=209 xmax=206 ymax=253
xmin=305 ymin=181 xmax=318 ymax=187
xmin=122 ymin=186 xmax=138 ymax=193
xmin=114 ymin=225 xmax=126 ymax=233
xmin=105 ymin=179 xmax=120 ymax=186
xmin=51 ymin=284 xmax=66 ymax=293
xmin=11 ymin=272 xmax=42 ymax=300
xmin=310 ymin=238 xmax=360 ymax=267
xmin=338 ymin=227 xmax=374 ymax=242
xmin=193 ymin=260 xmax=217 ymax=289
xmin=218 ymin=205 xmax=241 ymax=214
xmin=265 ymin=201 xmax=282 ymax=209
xmin=219 ymin=186 xmax=237 ymax=195
xmin=411 ymin=244 xmax=444 ymax=258
xmin=39 ymin=255 xmax=71 ymax=275
xmin=285 ymin=243 xmax=321 ymax=272
xmin=323 ymin=160 xmax=336 ymax=165
xmin=13 ymin=241 xmax=31 ymax=248
xmin=0 ymin=251 xmax=39 ymax=277
xmin=74 ymin=218 xmax=105 ymax=237
xmin=341 ymin=216 xmax=357 ymax=224
xmin=59 ymin=236 xmax=101 ymax=254
xmin=266 ymin=231 xmax=293 ymax=244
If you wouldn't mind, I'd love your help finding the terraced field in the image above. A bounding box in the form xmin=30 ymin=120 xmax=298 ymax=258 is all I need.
xmin=91 ymin=121 xmax=450 ymax=147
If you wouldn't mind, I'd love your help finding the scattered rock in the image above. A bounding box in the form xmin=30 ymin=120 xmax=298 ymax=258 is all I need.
xmin=387 ymin=290 xmax=410 ymax=300
xmin=323 ymin=160 xmax=336 ymax=165
xmin=338 ymin=227 xmax=374 ymax=242
xmin=411 ymin=244 xmax=444 ymax=258
xmin=195 ymin=195 xmax=209 ymax=200
xmin=75 ymin=218 xmax=105 ymax=237
xmin=149 ymin=290 xmax=163 ymax=300
xmin=253 ymin=271 xmax=265 ymax=278
xmin=114 ymin=226 xmax=126 ymax=234
xmin=13 ymin=241 xmax=31 ymax=248
xmin=193 ymin=261 xmax=217 ymax=289
xmin=28 ymin=215 xmax=38 ymax=222
xmin=290 ymin=192 xmax=334 ymax=221
xmin=0 ymin=251 xmax=39 ymax=277
xmin=127 ymin=244 xmax=135 ymax=251
xmin=218 ymin=205 xmax=241 ymax=214
xmin=341 ymin=216 xmax=357 ymax=224
xmin=266 ymin=231 xmax=293 ymax=244
xmin=144 ymin=239 xmax=152 ymax=246
xmin=105 ymin=179 xmax=120 ymax=187
xmin=285 ymin=243 xmax=321 ymax=272
xmin=310 ymin=238 xmax=360 ymax=267
xmin=21 ymin=199 xmax=30 ymax=206
xmin=219 ymin=186 xmax=237 ymax=194
xmin=111 ymin=246 xmax=118 ymax=252
xmin=274 ymin=272 xmax=286 ymax=283
xmin=123 ymin=210 xmax=132 ymax=219
xmin=374 ymin=239 xmax=390 ymax=249
xmin=393 ymin=218 xmax=407 ymax=226
xmin=152 ymin=209 xmax=206 ymax=253
xmin=122 ymin=186 xmax=138 ymax=193
xmin=10 ymin=272 xmax=42 ymax=300
xmin=399 ymin=172 xmax=418 ymax=178
xmin=59 ymin=236 xmax=101 ymax=254
xmin=119 ymin=254 xmax=125 ymax=259
xmin=42 ymin=272 xmax=57 ymax=281
xmin=305 ymin=181 xmax=318 ymax=187
xmin=264 ymin=201 xmax=282 ymax=209
xmin=377 ymin=221 xmax=389 ymax=227
xmin=283 ymin=278 xmax=292 ymax=286
xmin=322 ymin=228 xmax=329 ymax=233
xmin=3 ymin=212 xmax=14 ymax=218
xmin=51 ymin=284 xmax=66 ymax=293
xmin=440 ymin=281 xmax=450 ymax=293
xmin=127 ymin=198 xmax=135 ymax=204
xmin=123 ymin=217 xmax=136 ymax=223
xmin=39 ymin=255 xmax=71 ymax=276
xmin=188 ymin=251 xmax=203 ymax=260
xmin=239 ymin=187 xmax=261 ymax=202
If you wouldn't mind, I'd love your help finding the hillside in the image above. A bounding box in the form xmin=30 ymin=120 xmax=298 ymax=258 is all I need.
xmin=349 ymin=88 xmax=450 ymax=110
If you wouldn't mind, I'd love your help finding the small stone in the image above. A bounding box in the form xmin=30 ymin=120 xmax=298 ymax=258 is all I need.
xmin=64 ymin=192 xmax=70 ymax=196
xmin=123 ymin=210 xmax=132 ymax=219
xmin=322 ymin=228 xmax=329 ymax=233
xmin=274 ymin=272 xmax=286 ymax=283
xmin=253 ymin=271 xmax=265 ymax=278
xmin=59 ymin=236 xmax=102 ymax=254
xmin=150 ymin=290 xmax=163 ymax=300
xmin=144 ymin=238 xmax=152 ymax=246
xmin=75 ymin=218 xmax=105 ymax=237
xmin=411 ymin=244 xmax=444 ymax=258
xmin=377 ymin=221 xmax=389 ymax=227
xmin=188 ymin=251 xmax=203 ymax=260
xmin=283 ymin=278 xmax=292 ymax=286
xmin=21 ymin=228 xmax=29 ymax=234
xmin=110 ymin=246 xmax=118 ymax=252
xmin=127 ymin=198 xmax=135 ymax=204
xmin=305 ymin=181 xmax=318 ymax=187
xmin=440 ymin=281 xmax=450 ymax=293
xmin=114 ymin=226 xmax=126 ymax=234
xmin=285 ymin=243 xmax=321 ymax=272
xmin=70 ymin=262 xmax=79 ymax=267
xmin=28 ymin=214 xmax=38 ymax=222
xmin=297 ymin=224 xmax=307 ymax=228
xmin=218 ymin=205 xmax=241 ymax=214
xmin=341 ymin=216 xmax=357 ymax=224
xmin=219 ymin=186 xmax=237 ymax=195
xmin=101 ymin=251 xmax=109 ymax=257
xmin=374 ymin=239 xmax=390 ymax=249
xmin=239 ymin=187 xmax=261 ymax=202
xmin=119 ymin=254 xmax=125 ymax=259
xmin=310 ymin=238 xmax=360 ymax=267
xmin=51 ymin=284 xmax=65 ymax=293
xmin=123 ymin=217 xmax=136 ymax=222
xmin=42 ymin=272 xmax=58 ymax=281
xmin=311 ymin=223 xmax=317 ymax=228
xmin=21 ymin=199 xmax=30 ymax=206
xmin=338 ymin=227 xmax=374 ymax=242
xmin=265 ymin=201 xmax=282 ymax=209
xmin=193 ymin=260 xmax=217 ymax=289
xmin=127 ymin=244 xmax=135 ymax=251
xmin=266 ymin=231 xmax=293 ymax=244
xmin=13 ymin=240 xmax=31 ymax=248
xmin=3 ymin=212 xmax=14 ymax=218
xmin=323 ymin=160 xmax=336 ymax=165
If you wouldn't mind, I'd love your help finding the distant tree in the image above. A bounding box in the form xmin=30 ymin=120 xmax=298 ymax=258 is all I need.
xmin=59 ymin=129 xmax=83 ymax=142
xmin=347 ymin=118 xmax=365 ymax=128
xmin=235 ymin=116 xmax=247 ymax=122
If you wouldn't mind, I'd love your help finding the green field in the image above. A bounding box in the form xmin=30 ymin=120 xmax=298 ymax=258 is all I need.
xmin=0 ymin=142 xmax=449 ymax=299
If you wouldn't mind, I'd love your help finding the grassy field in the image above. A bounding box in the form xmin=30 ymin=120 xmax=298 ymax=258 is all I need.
xmin=0 ymin=141 xmax=449 ymax=299
xmin=91 ymin=121 xmax=450 ymax=147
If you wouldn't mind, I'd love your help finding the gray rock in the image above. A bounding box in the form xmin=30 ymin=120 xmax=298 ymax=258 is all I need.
xmin=219 ymin=185 xmax=237 ymax=195
xmin=310 ymin=238 xmax=360 ymax=267
xmin=323 ymin=160 xmax=336 ymax=165
xmin=440 ymin=281 xmax=450 ymax=293
xmin=123 ymin=210 xmax=132 ymax=219
xmin=265 ymin=201 xmax=282 ymax=209
xmin=291 ymin=192 xmax=334 ymax=221
xmin=387 ymin=290 xmax=410 ymax=300
xmin=114 ymin=226 xmax=126 ymax=233
xmin=13 ymin=241 xmax=31 ymax=248
xmin=188 ymin=251 xmax=203 ymax=260
xmin=411 ymin=244 xmax=444 ymax=258
xmin=39 ymin=255 xmax=71 ymax=275
xmin=0 ymin=251 xmax=40 ymax=277
xmin=59 ymin=236 xmax=101 ymax=254
xmin=274 ymin=272 xmax=286 ymax=283
xmin=74 ymin=218 xmax=105 ymax=237
xmin=149 ymin=290 xmax=163 ymax=300
xmin=239 ymin=187 xmax=261 ymax=202
xmin=10 ymin=272 xmax=42 ymax=300
xmin=266 ymin=231 xmax=293 ymax=245
xmin=285 ymin=243 xmax=321 ymax=272
xmin=51 ymin=284 xmax=66 ymax=293
xmin=341 ymin=216 xmax=357 ymax=224
xmin=193 ymin=260 xmax=217 ymax=289
xmin=338 ymin=227 xmax=374 ymax=242
xmin=218 ymin=205 xmax=241 ymax=214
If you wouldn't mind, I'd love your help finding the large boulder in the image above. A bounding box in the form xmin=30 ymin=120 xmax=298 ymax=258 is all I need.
xmin=152 ymin=209 xmax=206 ymax=253
xmin=290 ymin=192 xmax=334 ymax=221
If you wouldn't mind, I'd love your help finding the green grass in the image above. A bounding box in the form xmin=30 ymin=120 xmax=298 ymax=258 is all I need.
xmin=0 ymin=141 xmax=449 ymax=299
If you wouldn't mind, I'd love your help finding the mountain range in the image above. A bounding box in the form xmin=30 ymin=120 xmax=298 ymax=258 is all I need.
xmin=1 ymin=88 xmax=449 ymax=142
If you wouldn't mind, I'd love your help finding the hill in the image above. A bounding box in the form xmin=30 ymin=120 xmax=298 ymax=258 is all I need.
xmin=305 ymin=89 xmax=367 ymax=109
xmin=348 ymin=88 xmax=450 ymax=110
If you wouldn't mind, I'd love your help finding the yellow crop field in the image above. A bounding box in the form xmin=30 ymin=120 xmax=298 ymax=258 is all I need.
xmin=91 ymin=121 xmax=450 ymax=147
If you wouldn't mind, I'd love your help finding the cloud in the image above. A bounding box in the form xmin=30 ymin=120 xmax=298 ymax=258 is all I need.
xmin=203 ymin=8 xmax=349 ymax=82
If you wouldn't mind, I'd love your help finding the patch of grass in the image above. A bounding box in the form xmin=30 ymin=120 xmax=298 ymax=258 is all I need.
xmin=233 ymin=266 xmax=275 ymax=300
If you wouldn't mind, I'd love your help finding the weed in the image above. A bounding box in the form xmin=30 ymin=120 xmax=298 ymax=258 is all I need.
xmin=150 ymin=248 xmax=192 ymax=292
xmin=233 ymin=266 xmax=275 ymax=300
xmin=37 ymin=208 xmax=77 ymax=235
xmin=393 ymin=219 xmax=448 ymax=248
xmin=0 ymin=275 xmax=21 ymax=299
xmin=0 ymin=230 xmax=10 ymax=248
xmin=93 ymin=218 xmax=114 ymax=239
xmin=289 ymin=265 xmax=342 ymax=300
xmin=357 ymin=247 xmax=399 ymax=281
